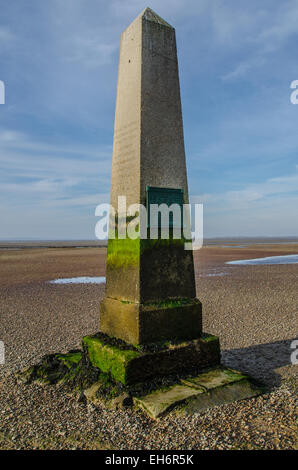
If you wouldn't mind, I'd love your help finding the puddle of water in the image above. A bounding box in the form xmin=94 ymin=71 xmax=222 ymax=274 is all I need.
xmin=205 ymin=272 xmax=228 ymax=277
xmin=218 ymin=245 xmax=247 ymax=248
xmin=226 ymin=254 xmax=298 ymax=265
xmin=49 ymin=276 xmax=106 ymax=284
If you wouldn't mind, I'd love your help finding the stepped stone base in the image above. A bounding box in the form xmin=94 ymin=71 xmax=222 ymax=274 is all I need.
xmin=100 ymin=297 xmax=203 ymax=345
xmin=83 ymin=332 xmax=220 ymax=386
xmin=19 ymin=335 xmax=263 ymax=419
xmin=134 ymin=367 xmax=263 ymax=418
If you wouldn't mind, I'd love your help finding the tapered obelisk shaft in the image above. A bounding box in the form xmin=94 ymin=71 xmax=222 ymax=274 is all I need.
xmin=101 ymin=8 xmax=201 ymax=344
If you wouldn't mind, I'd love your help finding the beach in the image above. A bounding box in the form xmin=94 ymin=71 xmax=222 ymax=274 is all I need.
xmin=0 ymin=241 xmax=297 ymax=449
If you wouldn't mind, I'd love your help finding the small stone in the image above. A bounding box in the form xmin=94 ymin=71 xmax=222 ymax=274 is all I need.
xmin=110 ymin=393 xmax=132 ymax=410
xmin=77 ymin=391 xmax=87 ymax=404
xmin=84 ymin=382 xmax=102 ymax=402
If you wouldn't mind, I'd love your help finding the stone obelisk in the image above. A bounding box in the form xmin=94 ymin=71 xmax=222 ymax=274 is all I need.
xmin=100 ymin=8 xmax=202 ymax=345
xmin=23 ymin=9 xmax=259 ymax=415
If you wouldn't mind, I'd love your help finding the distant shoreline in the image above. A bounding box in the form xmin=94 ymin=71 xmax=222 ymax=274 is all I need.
xmin=0 ymin=237 xmax=297 ymax=250
xmin=0 ymin=240 xmax=108 ymax=250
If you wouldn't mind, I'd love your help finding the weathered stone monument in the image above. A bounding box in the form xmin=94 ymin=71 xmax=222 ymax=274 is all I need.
xmin=84 ymin=7 xmax=222 ymax=383
xmin=22 ymin=8 xmax=262 ymax=419
xmin=83 ymin=9 xmax=262 ymax=413
xmin=101 ymin=7 xmax=201 ymax=345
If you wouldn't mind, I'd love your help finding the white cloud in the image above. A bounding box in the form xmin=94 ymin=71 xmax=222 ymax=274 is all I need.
xmin=191 ymin=166 xmax=298 ymax=209
xmin=66 ymin=38 xmax=118 ymax=68
xmin=0 ymin=129 xmax=26 ymax=142
xmin=0 ymin=26 xmax=15 ymax=44
xmin=0 ymin=177 xmax=78 ymax=195
xmin=0 ymin=129 xmax=112 ymax=214
xmin=191 ymin=168 xmax=298 ymax=237
xmin=222 ymin=56 xmax=265 ymax=81
xmin=44 ymin=193 xmax=110 ymax=208
xmin=219 ymin=0 xmax=298 ymax=81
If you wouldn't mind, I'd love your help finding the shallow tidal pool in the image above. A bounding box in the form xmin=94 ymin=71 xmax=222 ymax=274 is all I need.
xmin=226 ymin=254 xmax=298 ymax=265
xmin=49 ymin=276 xmax=106 ymax=284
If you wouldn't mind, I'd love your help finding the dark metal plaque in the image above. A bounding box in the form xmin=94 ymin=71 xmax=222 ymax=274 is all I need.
xmin=146 ymin=186 xmax=184 ymax=228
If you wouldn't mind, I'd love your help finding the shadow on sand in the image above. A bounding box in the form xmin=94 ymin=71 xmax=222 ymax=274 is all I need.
xmin=221 ymin=337 xmax=297 ymax=389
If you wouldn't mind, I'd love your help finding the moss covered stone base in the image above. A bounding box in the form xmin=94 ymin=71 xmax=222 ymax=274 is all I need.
xmin=83 ymin=331 xmax=220 ymax=386
xmin=18 ymin=348 xmax=128 ymax=403
xmin=100 ymin=297 xmax=202 ymax=345
xmin=19 ymin=334 xmax=264 ymax=418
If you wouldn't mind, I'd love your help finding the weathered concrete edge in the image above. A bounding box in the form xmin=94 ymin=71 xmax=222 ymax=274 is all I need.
xmin=184 ymin=378 xmax=263 ymax=416
xmin=133 ymin=386 xmax=203 ymax=419
xmin=133 ymin=371 xmax=264 ymax=419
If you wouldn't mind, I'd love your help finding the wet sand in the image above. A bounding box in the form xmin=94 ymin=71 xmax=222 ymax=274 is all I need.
xmin=0 ymin=243 xmax=297 ymax=449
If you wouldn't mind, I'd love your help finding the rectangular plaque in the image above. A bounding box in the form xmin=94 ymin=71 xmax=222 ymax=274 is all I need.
xmin=146 ymin=186 xmax=184 ymax=228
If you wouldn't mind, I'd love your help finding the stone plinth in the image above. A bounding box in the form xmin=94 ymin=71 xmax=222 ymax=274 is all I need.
xmin=83 ymin=332 xmax=220 ymax=386
xmin=100 ymin=297 xmax=202 ymax=345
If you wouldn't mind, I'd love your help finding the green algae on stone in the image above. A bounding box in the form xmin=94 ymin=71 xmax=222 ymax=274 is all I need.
xmin=56 ymin=352 xmax=82 ymax=368
xmin=18 ymin=351 xmax=83 ymax=386
xmin=201 ymin=333 xmax=219 ymax=343
xmin=140 ymin=236 xmax=186 ymax=254
xmin=107 ymin=236 xmax=141 ymax=269
xmin=142 ymin=297 xmax=198 ymax=309
xmin=83 ymin=335 xmax=140 ymax=385
xmin=106 ymin=230 xmax=189 ymax=270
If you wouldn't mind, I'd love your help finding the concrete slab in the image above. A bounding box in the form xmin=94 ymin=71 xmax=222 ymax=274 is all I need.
xmin=185 ymin=379 xmax=262 ymax=415
xmin=135 ymin=367 xmax=263 ymax=418
xmin=181 ymin=366 xmax=247 ymax=390
xmin=134 ymin=384 xmax=204 ymax=419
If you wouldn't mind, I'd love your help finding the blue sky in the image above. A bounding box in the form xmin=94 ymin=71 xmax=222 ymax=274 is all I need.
xmin=0 ymin=0 xmax=298 ymax=239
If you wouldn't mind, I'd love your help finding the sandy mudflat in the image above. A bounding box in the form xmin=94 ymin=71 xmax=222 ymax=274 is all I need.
xmin=0 ymin=243 xmax=297 ymax=450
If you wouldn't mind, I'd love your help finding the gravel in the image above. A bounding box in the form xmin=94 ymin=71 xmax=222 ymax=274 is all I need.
xmin=0 ymin=245 xmax=297 ymax=450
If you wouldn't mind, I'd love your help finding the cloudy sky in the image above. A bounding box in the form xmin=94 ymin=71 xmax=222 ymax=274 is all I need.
xmin=0 ymin=0 xmax=298 ymax=239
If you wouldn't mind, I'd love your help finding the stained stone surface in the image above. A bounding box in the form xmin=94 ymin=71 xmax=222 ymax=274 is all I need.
xmin=101 ymin=7 xmax=200 ymax=344
xmin=83 ymin=332 xmax=220 ymax=386
xmin=134 ymin=367 xmax=263 ymax=419
xmin=134 ymin=385 xmax=203 ymax=419
xmin=108 ymin=6 xmax=189 ymax=214
xmin=84 ymin=382 xmax=102 ymax=401
xmin=185 ymin=380 xmax=262 ymax=415
xmin=181 ymin=367 xmax=247 ymax=390
xmin=100 ymin=297 xmax=202 ymax=344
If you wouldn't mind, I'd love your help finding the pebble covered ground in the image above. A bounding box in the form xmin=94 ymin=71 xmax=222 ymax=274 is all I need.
xmin=0 ymin=244 xmax=297 ymax=450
